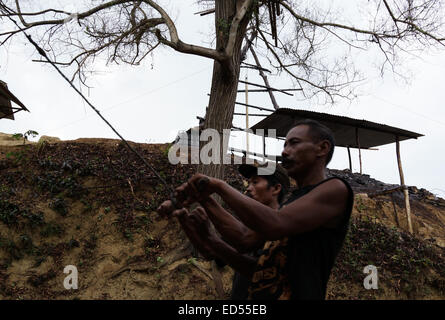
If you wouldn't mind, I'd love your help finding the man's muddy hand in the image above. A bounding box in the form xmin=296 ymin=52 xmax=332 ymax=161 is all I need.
xmin=157 ymin=174 xmax=219 ymax=217
xmin=174 ymin=207 xmax=216 ymax=260
xmin=175 ymin=174 xmax=219 ymax=206
xmin=156 ymin=200 xmax=175 ymax=217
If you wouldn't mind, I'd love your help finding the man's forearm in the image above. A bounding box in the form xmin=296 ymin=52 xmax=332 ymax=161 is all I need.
xmin=200 ymin=196 xmax=254 ymax=250
xmin=210 ymin=237 xmax=257 ymax=279
xmin=214 ymin=180 xmax=281 ymax=237
xmin=177 ymin=211 xmax=256 ymax=278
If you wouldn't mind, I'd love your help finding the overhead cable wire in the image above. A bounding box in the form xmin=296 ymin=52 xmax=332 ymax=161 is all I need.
xmin=3 ymin=12 xmax=178 ymax=201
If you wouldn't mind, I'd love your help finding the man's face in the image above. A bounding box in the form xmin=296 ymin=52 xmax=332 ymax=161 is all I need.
xmin=246 ymin=175 xmax=277 ymax=205
xmin=281 ymin=125 xmax=322 ymax=177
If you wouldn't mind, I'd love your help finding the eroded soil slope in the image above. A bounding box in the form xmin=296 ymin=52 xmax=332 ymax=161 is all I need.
xmin=0 ymin=138 xmax=444 ymax=299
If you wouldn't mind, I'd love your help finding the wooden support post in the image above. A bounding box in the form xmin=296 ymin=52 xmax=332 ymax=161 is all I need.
xmin=347 ymin=146 xmax=352 ymax=171
xmin=396 ymin=136 xmax=414 ymax=234
xmin=245 ymin=75 xmax=249 ymax=153
xmin=263 ymin=133 xmax=266 ymax=162
xmin=355 ymin=128 xmax=362 ymax=174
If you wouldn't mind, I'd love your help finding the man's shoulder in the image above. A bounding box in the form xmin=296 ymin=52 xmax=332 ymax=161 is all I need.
xmin=282 ymin=176 xmax=353 ymax=224
xmin=311 ymin=177 xmax=353 ymax=206
xmin=286 ymin=177 xmax=352 ymax=202
xmin=318 ymin=177 xmax=352 ymax=194
xmin=314 ymin=177 xmax=354 ymax=227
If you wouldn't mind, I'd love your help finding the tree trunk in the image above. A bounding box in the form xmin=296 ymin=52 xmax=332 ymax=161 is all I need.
xmin=196 ymin=2 xmax=252 ymax=298
xmin=198 ymin=0 xmax=251 ymax=180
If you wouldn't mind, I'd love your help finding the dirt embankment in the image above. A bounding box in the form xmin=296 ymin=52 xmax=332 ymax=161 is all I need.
xmin=327 ymin=169 xmax=445 ymax=248
xmin=0 ymin=136 xmax=444 ymax=300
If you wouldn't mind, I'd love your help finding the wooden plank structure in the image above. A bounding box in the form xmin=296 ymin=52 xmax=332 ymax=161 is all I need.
xmin=251 ymin=108 xmax=424 ymax=234
xmin=0 ymin=80 xmax=29 ymax=120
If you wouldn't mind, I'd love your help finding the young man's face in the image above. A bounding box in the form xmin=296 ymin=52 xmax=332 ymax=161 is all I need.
xmin=246 ymin=175 xmax=279 ymax=206
xmin=281 ymin=125 xmax=326 ymax=178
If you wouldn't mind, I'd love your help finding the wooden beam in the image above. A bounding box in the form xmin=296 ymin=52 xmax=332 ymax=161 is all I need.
xmin=245 ymin=75 xmax=249 ymax=153
xmin=206 ymin=93 xmax=275 ymax=112
xmin=249 ymin=44 xmax=280 ymax=110
xmin=0 ymin=108 xmax=24 ymax=120
xmin=337 ymin=144 xmax=379 ymax=151
xmin=347 ymin=146 xmax=352 ymax=171
xmin=263 ymin=133 xmax=266 ymax=162
xmin=234 ymin=101 xmax=275 ymax=113
xmin=194 ymin=8 xmax=215 ymax=16
xmin=232 ymin=125 xmax=248 ymax=132
xmin=241 ymin=62 xmax=271 ymax=73
xmin=238 ymin=80 xmax=298 ymax=96
xmin=355 ymin=128 xmax=362 ymax=174
xmin=231 ymin=126 xmax=286 ymax=141
xmin=396 ymin=136 xmax=414 ymax=234
xmin=240 ymin=31 xmax=257 ymax=62
xmin=233 ymin=113 xmax=268 ymax=117
xmin=228 ymin=146 xmax=280 ymax=161
xmin=240 ymin=65 xmax=268 ymax=72
xmin=237 ymin=89 xmax=300 ymax=93
xmin=0 ymin=81 xmax=29 ymax=111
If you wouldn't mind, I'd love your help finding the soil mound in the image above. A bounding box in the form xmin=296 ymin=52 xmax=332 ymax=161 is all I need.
xmin=0 ymin=138 xmax=443 ymax=299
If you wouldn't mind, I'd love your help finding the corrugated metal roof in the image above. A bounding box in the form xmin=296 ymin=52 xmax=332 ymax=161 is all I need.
xmin=250 ymin=108 xmax=423 ymax=149
xmin=0 ymin=80 xmax=29 ymax=120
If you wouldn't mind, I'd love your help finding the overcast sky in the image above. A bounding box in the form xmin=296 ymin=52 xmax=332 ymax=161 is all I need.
xmin=1 ymin=1 xmax=444 ymax=198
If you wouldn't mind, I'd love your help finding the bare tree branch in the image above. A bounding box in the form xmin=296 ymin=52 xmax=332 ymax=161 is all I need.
xmin=1 ymin=0 xmax=444 ymax=104
xmin=278 ymin=0 xmax=445 ymax=44
xmin=13 ymin=0 xmax=132 ymax=28
xmin=225 ymin=0 xmax=254 ymax=56
xmin=257 ymin=27 xmax=361 ymax=104
xmin=5 ymin=0 xmax=225 ymax=64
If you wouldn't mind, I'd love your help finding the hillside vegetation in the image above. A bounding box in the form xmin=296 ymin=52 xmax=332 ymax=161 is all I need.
xmin=0 ymin=138 xmax=444 ymax=299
